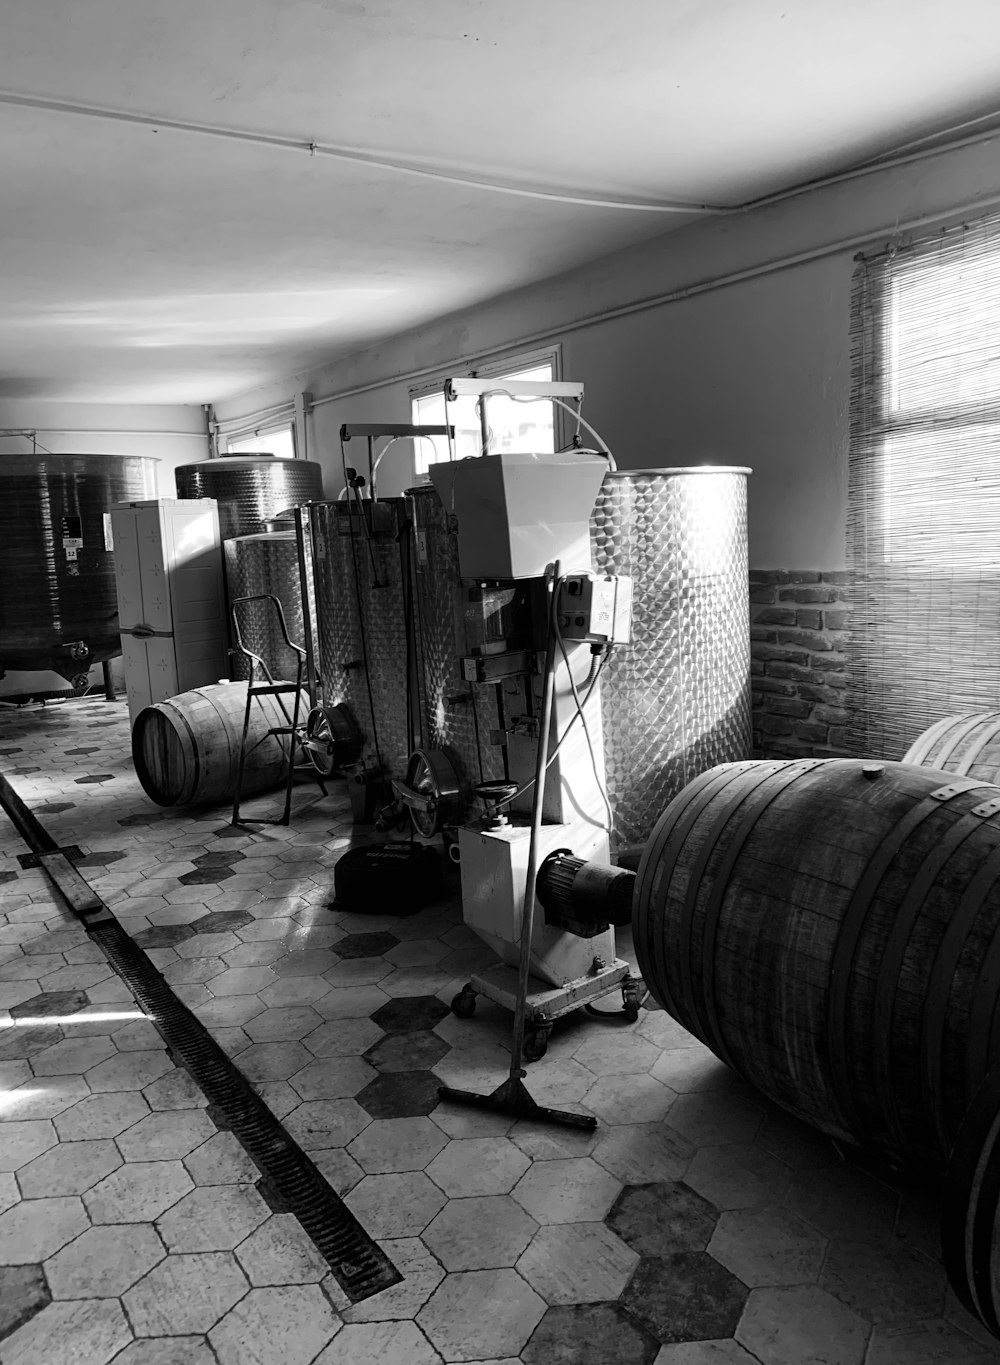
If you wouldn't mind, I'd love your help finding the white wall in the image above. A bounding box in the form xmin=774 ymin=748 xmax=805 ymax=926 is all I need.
xmin=0 ymin=400 xmax=207 ymax=697
xmin=211 ymin=135 xmax=1000 ymax=570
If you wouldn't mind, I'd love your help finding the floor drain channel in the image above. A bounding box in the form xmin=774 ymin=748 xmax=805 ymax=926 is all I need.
xmin=0 ymin=770 xmax=401 ymax=1304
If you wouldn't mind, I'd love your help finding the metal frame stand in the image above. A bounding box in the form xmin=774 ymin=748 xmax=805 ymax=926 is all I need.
xmin=437 ymin=562 xmax=598 ymax=1132
xmin=230 ymin=594 xmax=326 ymax=827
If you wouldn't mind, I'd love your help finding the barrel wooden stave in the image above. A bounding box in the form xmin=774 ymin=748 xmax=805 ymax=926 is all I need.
xmin=635 ymin=758 xmax=1000 ymax=1172
xmin=904 ymin=711 xmax=1000 ymax=783
xmin=132 ymin=681 xmax=303 ymax=807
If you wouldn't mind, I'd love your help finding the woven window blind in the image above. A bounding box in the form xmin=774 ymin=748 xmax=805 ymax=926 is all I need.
xmin=848 ymin=215 xmax=1000 ymax=759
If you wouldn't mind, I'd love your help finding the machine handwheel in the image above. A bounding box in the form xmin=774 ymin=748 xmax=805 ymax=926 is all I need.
xmin=524 ymin=1024 xmax=552 ymax=1062
xmin=451 ymin=986 xmax=477 ymax=1018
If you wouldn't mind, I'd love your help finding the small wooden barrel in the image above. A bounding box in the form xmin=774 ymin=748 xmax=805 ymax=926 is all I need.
xmin=903 ymin=712 xmax=1000 ymax=783
xmin=132 ymin=681 xmax=303 ymax=807
xmin=633 ymin=757 xmax=1000 ymax=1172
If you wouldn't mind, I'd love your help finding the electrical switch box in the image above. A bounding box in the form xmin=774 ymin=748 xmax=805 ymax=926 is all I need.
xmin=556 ymin=573 xmax=632 ymax=644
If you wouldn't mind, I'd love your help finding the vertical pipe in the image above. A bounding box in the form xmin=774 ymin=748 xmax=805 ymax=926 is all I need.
xmin=102 ymin=659 xmax=116 ymax=701
xmin=508 ymin=562 xmax=560 ymax=1078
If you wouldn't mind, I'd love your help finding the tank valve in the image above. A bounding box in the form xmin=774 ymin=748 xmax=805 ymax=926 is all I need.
xmin=862 ymin=763 xmax=885 ymax=781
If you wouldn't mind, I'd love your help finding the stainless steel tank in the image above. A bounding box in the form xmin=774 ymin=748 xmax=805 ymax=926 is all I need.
xmin=311 ymin=499 xmax=410 ymax=779
xmin=407 ymin=486 xmax=503 ymax=794
xmin=591 ymin=466 xmax=752 ymax=852
xmin=0 ymin=453 xmax=157 ymax=682
xmin=175 ymin=455 xmax=324 ymax=538
xmin=224 ymin=532 xmax=304 ymax=682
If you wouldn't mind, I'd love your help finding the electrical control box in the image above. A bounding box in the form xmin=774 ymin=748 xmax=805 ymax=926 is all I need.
xmin=557 ymin=573 xmax=632 ymax=644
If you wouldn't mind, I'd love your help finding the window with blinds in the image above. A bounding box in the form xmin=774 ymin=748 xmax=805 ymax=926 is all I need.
xmin=848 ymin=215 xmax=1000 ymax=758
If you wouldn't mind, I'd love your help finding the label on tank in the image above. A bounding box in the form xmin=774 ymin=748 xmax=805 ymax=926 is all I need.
xmin=61 ymin=515 xmax=83 ymax=548
xmin=103 ymin=512 xmax=114 ymax=550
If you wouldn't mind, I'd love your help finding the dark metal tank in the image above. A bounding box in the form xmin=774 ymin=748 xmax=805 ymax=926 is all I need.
xmin=0 ymin=453 xmax=157 ymax=682
xmin=175 ymin=455 xmax=324 ymax=538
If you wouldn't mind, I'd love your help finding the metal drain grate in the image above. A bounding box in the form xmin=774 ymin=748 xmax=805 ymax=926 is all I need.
xmin=0 ymin=770 xmax=401 ymax=1304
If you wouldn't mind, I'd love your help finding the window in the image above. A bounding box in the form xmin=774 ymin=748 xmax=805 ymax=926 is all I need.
xmin=848 ymin=215 xmax=1000 ymax=758
xmin=225 ymin=425 xmax=295 ymax=460
xmin=410 ymin=352 xmax=558 ymax=476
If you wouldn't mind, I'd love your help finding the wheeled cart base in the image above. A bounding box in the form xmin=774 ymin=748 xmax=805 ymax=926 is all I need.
xmin=450 ymin=957 xmax=641 ymax=1061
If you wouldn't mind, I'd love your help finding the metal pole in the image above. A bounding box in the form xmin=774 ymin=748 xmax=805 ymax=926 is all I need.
xmin=507 ymin=561 xmax=560 ymax=1079
xmin=101 ymin=660 xmax=116 ymax=702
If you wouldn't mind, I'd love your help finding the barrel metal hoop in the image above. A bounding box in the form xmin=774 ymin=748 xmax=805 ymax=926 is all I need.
xmin=951 ymin=714 xmax=1000 ymax=777
xmin=932 ymin=714 xmax=999 ymax=773
xmin=904 ymin=713 xmax=960 ymax=766
xmin=691 ymin=760 xmax=827 ymax=1070
xmin=929 ymin=780 xmax=995 ymax=802
xmin=921 ymin=841 xmax=1000 ymax=1155
xmin=870 ymin=812 xmax=985 ymax=1163
xmin=634 ymin=762 xmax=763 ymax=1025
xmin=827 ymin=788 xmax=960 ymax=1147
xmin=942 ymin=1060 xmax=1000 ymax=1335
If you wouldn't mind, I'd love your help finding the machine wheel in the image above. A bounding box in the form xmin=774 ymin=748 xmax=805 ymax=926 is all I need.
xmin=451 ymin=986 xmax=477 ymax=1018
xmin=524 ymin=1024 xmax=552 ymax=1062
xmin=623 ymin=979 xmax=642 ymax=1023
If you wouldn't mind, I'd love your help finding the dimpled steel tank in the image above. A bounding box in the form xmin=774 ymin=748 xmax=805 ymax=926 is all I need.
xmin=0 ymin=453 xmax=157 ymax=680
xmin=407 ymin=485 xmax=503 ymax=792
xmin=175 ymin=455 xmax=324 ymax=538
xmin=591 ymin=466 xmax=752 ymax=852
xmin=311 ymin=499 xmax=411 ymax=778
xmin=224 ymin=532 xmax=305 ymax=681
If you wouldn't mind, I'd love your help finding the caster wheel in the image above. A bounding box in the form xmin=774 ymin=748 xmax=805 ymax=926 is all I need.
xmin=524 ymin=1026 xmax=551 ymax=1062
xmin=622 ymin=977 xmax=643 ymax=1023
xmin=451 ymin=988 xmax=477 ymax=1019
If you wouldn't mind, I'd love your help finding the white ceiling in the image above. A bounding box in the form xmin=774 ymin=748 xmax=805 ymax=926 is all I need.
xmin=2 ymin=0 xmax=1000 ymax=405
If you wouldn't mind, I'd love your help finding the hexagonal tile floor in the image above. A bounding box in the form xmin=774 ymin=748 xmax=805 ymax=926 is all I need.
xmin=0 ymin=697 xmax=998 ymax=1364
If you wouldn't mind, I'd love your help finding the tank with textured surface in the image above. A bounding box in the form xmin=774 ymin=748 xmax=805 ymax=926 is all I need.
xmin=0 ymin=453 xmax=157 ymax=682
xmin=175 ymin=455 xmax=324 ymax=538
xmin=591 ymin=466 xmax=752 ymax=852
xmin=224 ymin=532 xmax=304 ymax=681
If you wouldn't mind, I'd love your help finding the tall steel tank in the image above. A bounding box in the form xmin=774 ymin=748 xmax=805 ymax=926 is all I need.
xmin=311 ymin=499 xmax=410 ymax=779
xmin=407 ymin=485 xmax=503 ymax=794
xmin=591 ymin=466 xmax=752 ymax=853
xmin=175 ymin=455 xmax=324 ymax=538
xmin=224 ymin=532 xmax=305 ymax=682
xmin=0 ymin=453 xmax=157 ymax=683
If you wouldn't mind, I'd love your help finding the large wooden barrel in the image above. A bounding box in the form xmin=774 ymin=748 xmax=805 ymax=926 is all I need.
xmin=633 ymin=757 xmax=1000 ymax=1172
xmin=904 ymin=711 xmax=1000 ymax=783
xmin=132 ymin=682 xmax=304 ymax=807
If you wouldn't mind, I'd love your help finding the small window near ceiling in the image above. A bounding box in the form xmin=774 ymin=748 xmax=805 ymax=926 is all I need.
xmin=226 ymin=426 xmax=296 ymax=460
xmin=411 ymin=358 xmax=556 ymax=476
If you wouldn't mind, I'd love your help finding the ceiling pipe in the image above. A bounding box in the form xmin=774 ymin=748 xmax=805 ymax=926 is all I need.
xmin=0 ymin=90 xmax=723 ymax=215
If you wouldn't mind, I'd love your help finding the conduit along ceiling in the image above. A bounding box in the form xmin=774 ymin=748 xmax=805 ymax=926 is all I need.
xmin=2 ymin=0 xmax=1000 ymax=404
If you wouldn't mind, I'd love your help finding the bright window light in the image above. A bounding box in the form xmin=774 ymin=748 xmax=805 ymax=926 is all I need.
xmin=411 ymin=361 xmax=556 ymax=476
xmin=227 ymin=427 xmax=295 ymax=460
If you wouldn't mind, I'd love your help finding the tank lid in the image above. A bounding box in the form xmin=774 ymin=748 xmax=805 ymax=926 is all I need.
xmin=177 ymin=456 xmax=304 ymax=470
xmin=0 ymin=452 xmax=160 ymax=473
xmin=228 ymin=532 xmax=296 ymax=542
xmin=602 ymin=466 xmax=752 ymax=478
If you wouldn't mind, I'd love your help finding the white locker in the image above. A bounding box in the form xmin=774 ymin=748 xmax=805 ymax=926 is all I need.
xmin=111 ymin=499 xmax=230 ymax=725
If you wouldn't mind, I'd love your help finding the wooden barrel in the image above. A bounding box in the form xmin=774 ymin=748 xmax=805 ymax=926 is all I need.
xmin=633 ymin=757 xmax=1000 ymax=1173
xmin=942 ymin=1063 xmax=1000 ymax=1337
xmin=132 ymin=682 xmax=305 ymax=807
xmin=903 ymin=711 xmax=1000 ymax=783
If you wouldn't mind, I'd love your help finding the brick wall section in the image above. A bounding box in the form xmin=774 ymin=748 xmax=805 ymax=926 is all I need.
xmin=749 ymin=570 xmax=853 ymax=760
